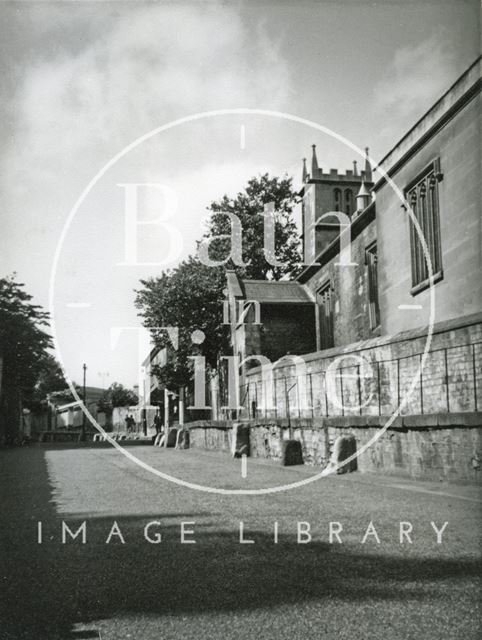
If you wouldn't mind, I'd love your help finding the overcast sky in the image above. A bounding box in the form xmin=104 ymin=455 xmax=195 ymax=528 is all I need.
xmin=0 ymin=0 xmax=479 ymax=389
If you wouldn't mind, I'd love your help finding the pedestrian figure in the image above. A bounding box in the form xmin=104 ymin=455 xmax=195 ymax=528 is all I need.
xmin=125 ymin=414 xmax=135 ymax=433
xmin=153 ymin=413 xmax=162 ymax=435
xmin=130 ymin=414 xmax=136 ymax=433
xmin=141 ymin=409 xmax=147 ymax=436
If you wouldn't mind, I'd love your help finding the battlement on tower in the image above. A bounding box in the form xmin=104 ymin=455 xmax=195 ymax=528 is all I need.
xmin=301 ymin=144 xmax=374 ymax=187
xmin=307 ymin=167 xmax=367 ymax=182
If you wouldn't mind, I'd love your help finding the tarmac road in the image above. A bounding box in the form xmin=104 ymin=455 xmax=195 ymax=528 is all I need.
xmin=0 ymin=444 xmax=480 ymax=640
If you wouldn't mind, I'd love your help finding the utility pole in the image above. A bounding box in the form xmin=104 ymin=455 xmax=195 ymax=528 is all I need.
xmin=81 ymin=363 xmax=87 ymax=441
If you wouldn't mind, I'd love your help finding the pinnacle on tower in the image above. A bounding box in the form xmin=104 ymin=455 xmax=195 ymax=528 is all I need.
xmin=356 ymin=178 xmax=371 ymax=212
xmin=353 ymin=160 xmax=358 ymax=176
xmin=302 ymin=157 xmax=308 ymax=183
xmin=364 ymin=147 xmax=372 ymax=183
xmin=311 ymin=144 xmax=319 ymax=178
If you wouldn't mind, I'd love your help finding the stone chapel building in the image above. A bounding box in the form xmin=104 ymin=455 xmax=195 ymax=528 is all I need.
xmin=226 ymin=58 xmax=481 ymax=449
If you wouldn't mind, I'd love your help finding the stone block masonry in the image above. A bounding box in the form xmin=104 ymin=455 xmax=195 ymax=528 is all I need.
xmin=186 ymin=314 xmax=482 ymax=484
xmin=241 ymin=312 xmax=482 ymax=421
xmin=187 ymin=413 xmax=482 ymax=485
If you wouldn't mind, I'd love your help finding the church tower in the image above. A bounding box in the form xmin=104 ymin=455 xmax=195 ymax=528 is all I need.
xmin=300 ymin=145 xmax=374 ymax=258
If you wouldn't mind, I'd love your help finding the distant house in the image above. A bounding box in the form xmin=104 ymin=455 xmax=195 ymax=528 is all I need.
xmin=140 ymin=346 xmax=182 ymax=426
xmin=141 ymin=346 xmax=168 ymax=406
xmin=51 ymin=386 xmax=106 ymax=429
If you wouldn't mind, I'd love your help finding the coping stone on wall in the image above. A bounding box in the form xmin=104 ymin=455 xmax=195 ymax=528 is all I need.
xmin=402 ymin=414 xmax=439 ymax=428
xmin=437 ymin=412 xmax=482 ymax=427
xmin=186 ymin=412 xmax=482 ymax=432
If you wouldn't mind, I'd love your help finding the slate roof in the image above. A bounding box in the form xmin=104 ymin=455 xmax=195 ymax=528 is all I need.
xmin=226 ymin=270 xmax=243 ymax=297
xmin=242 ymin=280 xmax=314 ymax=304
xmin=226 ymin=270 xmax=314 ymax=304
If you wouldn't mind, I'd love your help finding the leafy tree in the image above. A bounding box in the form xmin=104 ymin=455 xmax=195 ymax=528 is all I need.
xmin=202 ymin=173 xmax=301 ymax=279
xmin=98 ymin=382 xmax=138 ymax=414
xmin=135 ymin=174 xmax=301 ymax=390
xmin=27 ymin=354 xmax=69 ymax=411
xmin=0 ymin=276 xmax=68 ymax=441
xmin=135 ymin=257 xmax=229 ymax=388
xmin=34 ymin=354 xmax=66 ymax=395
xmin=48 ymin=384 xmax=82 ymax=407
xmin=0 ymin=276 xmax=52 ymax=391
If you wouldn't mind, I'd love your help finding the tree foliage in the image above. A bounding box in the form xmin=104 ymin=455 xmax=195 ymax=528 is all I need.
xmin=203 ymin=173 xmax=301 ymax=279
xmin=135 ymin=174 xmax=301 ymax=389
xmin=98 ymin=382 xmax=138 ymax=413
xmin=48 ymin=384 xmax=82 ymax=407
xmin=28 ymin=354 xmax=69 ymax=410
xmin=0 ymin=276 xmax=68 ymax=408
xmin=135 ymin=257 xmax=229 ymax=388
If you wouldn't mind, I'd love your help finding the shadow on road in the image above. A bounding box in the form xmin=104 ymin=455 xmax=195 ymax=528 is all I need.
xmin=1 ymin=447 xmax=480 ymax=640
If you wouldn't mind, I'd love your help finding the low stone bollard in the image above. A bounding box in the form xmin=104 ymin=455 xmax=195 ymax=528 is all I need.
xmin=330 ymin=435 xmax=357 ymax=474
xmin=166 ymin=428 xmax=178 ymax=448
xmin=176 ymin=428 xmax=190 ymax=449
xmin=231 ymin=423 xmax=250 ymax=458
xmin=281 ymin=439 xmax=304 ymax=466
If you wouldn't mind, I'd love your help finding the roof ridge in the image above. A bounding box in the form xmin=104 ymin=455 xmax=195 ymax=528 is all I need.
xmin=242 ymin=279 xmax=302 ymax=284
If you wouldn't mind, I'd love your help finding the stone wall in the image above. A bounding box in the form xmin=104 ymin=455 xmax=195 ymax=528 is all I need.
xmin=189 ymin=421 xmax=232 ymax=452
xmin=261 ymin=303 xmax=317 ymax=361
xmin=301 ymin=206 xmax=379 ymax=348
xmin=241 ymin=312 xmax=482 ymax=420
xmin=375 ymin=61 xmax=481 ymax=335
xmin=188 ymin=414 xmax=482 ymax=484
xmin=240 ymin=303 xmax=317 ymax=366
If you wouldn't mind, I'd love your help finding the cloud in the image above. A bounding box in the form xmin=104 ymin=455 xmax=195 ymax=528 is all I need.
xmin=12 ymin=4 xmax=289 ymax=166
xmin=0 ymin=3 xmax=293 ymax=384
xmin=0 ymin=2 xmax=290 ymax=285
xmin=373 ymin=30 xmax=457 ymax=137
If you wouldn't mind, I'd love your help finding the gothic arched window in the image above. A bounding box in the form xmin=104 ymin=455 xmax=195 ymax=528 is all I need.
xmin=333 ymin=188 xmax=341 ymax=211
xmin=345 ymin=189 xmax=353 ymax=215
xmin=405 ymin=158 xmax=443 ymax=291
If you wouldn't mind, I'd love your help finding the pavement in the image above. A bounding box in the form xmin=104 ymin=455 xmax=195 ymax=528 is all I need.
xmin=0 ymin=444 xmax=481 ymax=640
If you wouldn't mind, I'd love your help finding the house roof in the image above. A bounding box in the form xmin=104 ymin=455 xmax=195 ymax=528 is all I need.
xmin=242 ymin=280 xmax=313 ymax=304
xmin=226 ymin=270 xmax=243 ymax=297
xmin=48 ymin=385 xmax=106 ymax=407
xmin=83 ymin=386 xmax=106 ymax=399
xmin=226 ymin=270 xmax=314 ymax=304
xmin=56 ymin=401 xmax=82 ymax=411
